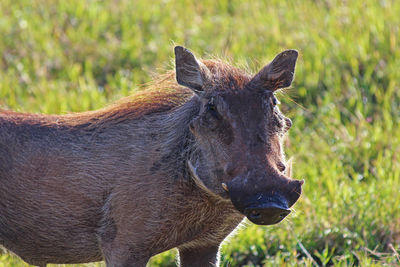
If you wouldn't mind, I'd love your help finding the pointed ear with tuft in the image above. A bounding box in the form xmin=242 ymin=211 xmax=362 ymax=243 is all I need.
xmin=174 ymin=46 xmax=211 ymax=94
xmin=248 ymin=49 xmax=298 ymax=92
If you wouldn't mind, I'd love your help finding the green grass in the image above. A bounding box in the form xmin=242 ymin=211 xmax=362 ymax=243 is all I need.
xmin=1 ymin=0 xmax=399 ymax=266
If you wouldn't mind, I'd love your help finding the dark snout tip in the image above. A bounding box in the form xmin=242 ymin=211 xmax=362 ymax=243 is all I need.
xmin=244 ymin=205 xmax=291 ymax=225
xmin=241 ymin=194 xmax=291 ymax=225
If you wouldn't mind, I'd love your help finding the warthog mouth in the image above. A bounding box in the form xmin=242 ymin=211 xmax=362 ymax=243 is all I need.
xmin=187 ymin=160 xmax=231 ymax=201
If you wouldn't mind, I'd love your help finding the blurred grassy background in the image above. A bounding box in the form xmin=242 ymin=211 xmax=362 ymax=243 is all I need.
xmin=0 ymin=0 xmax=399 ymax=266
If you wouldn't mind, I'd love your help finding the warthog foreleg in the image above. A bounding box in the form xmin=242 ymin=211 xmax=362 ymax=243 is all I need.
xmin=100 ymin=241 xmax=150 ymax=267
xmin=178 ymin=245 xmax=220 ymax=267
xmin=102 ymin=250 xmax=150 ymax=267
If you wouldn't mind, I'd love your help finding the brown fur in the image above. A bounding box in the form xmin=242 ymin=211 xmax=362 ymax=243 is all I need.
xmin=0 ymin=48 xmax=301 ymax=267
xmin=0 ymin=61 xmax=245 ymax=267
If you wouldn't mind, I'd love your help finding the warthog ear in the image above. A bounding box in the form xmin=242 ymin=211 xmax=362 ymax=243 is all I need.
xmin=175 ymin=46 xmax=210 ymax=93
xmin=248 ymin=50 xmax=298 ymax=91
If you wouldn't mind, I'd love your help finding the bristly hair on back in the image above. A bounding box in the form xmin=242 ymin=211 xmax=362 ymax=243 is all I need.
xmin=0 ymin=58 xmax=253 ymax=132
xmin=65 ymin=58 xmax=253 ymax=128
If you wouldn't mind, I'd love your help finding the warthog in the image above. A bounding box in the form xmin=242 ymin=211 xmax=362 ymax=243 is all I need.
xmin=0 ymin=46 xmax=303 ymax=267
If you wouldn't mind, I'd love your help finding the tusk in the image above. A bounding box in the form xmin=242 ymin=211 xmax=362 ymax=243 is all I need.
xmin=187 ymin=160 xmax=227 ymax=200
xmin=285 ymin=158 xmax=293 ymax=177
xmin=187 ymin=160 xmax=201 ymax=181
xmin=187 ymin=160 xmax=209 ymax=192
xmin=221 ymin=183 xmax=229 ymax=192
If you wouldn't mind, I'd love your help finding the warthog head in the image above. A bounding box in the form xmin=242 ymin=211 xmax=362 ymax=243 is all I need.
xmin=175 ymin=46 xmax=303 ymax=225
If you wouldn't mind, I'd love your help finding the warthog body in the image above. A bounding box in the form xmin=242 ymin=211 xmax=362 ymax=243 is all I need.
xmin=0 ymin=47 xmax=303 ymax=266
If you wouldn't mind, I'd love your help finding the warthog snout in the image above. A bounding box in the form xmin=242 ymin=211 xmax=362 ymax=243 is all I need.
xmin=243 ymin=193 xmax=291 ymax=225
xmin=227 ymin=176 xmax=304 ymax=225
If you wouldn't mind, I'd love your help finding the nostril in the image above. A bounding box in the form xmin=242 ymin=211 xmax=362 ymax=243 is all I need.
xmin=251 ymin=210 xmax=261 ymax=218
xmin=239 ymin=194 xmax=292 ymax=225
xmin=245 ymin=208 xmax=262 ymax=219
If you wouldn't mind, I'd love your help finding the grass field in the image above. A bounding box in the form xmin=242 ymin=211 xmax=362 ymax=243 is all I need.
xmin=0 ymin=0 xmax=399 ymax=266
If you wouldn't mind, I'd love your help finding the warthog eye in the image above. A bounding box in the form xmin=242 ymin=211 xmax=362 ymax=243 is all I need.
xmin=200 ymin=102 xmax=221 ymax=130
xmin=207 ymin=103 xmax=218 ymax=117
xmin=205 ymin=98 xmax=221 ymax=120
